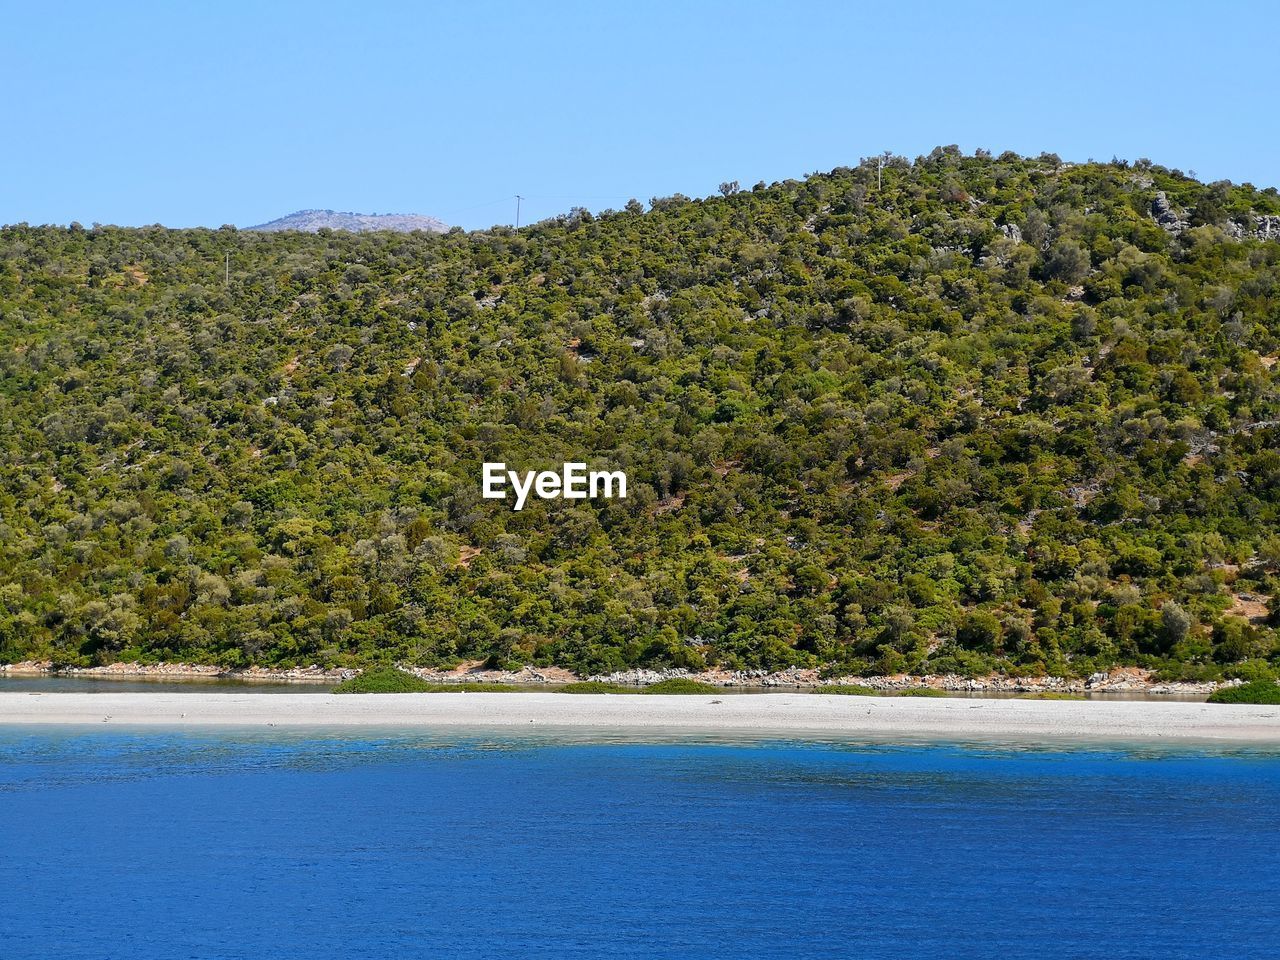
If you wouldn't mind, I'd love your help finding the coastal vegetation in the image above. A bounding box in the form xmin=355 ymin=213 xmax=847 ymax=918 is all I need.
xmin=1205 ymin=680 xmax=1280 ymax=704
xmin=815 ymin=685 xmax=951 ymax=697
xmin=3 ymin=149 xmax=1280 ymax=681
xmin=559 ymin=681 xmax=636 ymax=693
xmin=334 ymin=668 xmax=526 ymax=693
xmin=333 ymin=667 xmax=435 ymax=693
xmin=889 ymin=688 xmax=951 ymax=697
xmin=816 ymin=685 xmax=881 ymax=696
xmin=405 ymin=681 xmax=526 ymax=692
xmin=643 ymin=678 xmax=719 ymax=694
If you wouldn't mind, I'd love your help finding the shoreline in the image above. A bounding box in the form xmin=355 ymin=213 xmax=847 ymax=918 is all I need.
xmin=2 ymin=691 xmax=1278 ymax=743
xmin=0 ymin=661 xmax=1235 ymax=697
xmin=0 ymin=661 xmax=355 ymax=684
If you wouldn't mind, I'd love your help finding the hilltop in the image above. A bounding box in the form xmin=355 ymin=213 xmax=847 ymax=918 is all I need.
xmin=247 ymin=209 xmax=448 ymax=233
xmin=1 ymin=148 xmax=1279 ymax=683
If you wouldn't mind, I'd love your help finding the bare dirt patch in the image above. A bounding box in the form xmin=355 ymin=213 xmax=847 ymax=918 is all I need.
xmin=884 ymin=471 xmax=913 ymax=490
xmin=1227 ymin=593 xmax=1270 ymax=622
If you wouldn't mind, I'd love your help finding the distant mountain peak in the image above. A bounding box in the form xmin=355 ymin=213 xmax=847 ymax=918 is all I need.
xmin=247 ymin=209 xmax=448 ymax=233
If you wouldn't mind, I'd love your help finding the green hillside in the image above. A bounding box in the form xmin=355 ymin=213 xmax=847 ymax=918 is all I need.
xmin=3 ymin=148 xmax=1279 ymax=680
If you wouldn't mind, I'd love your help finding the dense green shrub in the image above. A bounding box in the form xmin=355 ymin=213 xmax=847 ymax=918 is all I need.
xmin=642 ymin=678 xmax=720 ymax=694
xmin=2 ymin=151 xmax=1279 ymax=679
xmin=335 ymin=671 xmax=529 ymax=693
xmin=558 ymin=681 xmax=637 ymax=694
xmin=1206 ymin=681 xmax=1280 ymax=704
xmin=815 ymin=685 xmax=879 ymax=696
xmin=892 ymin=688 xmax=950 ymax=698
xmin=814 ymin=685 xmax=949 ymax=697
xmin=333 ymin=668 xmax=435 ymax=693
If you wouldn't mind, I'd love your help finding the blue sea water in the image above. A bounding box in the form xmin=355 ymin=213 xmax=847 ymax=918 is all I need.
xmin=1 ymin=729 xmax=1277 ymax=959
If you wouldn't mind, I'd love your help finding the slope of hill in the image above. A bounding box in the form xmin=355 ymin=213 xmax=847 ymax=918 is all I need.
xmin=247 ymin=209 xmax=448 ymax=233
xmin=2 ymin=149 xmax=1279 ymax=681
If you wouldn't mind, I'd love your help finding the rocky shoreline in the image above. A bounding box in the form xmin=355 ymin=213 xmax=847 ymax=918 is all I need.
xmin=0 ymin=660 xmax=356 ymax=683
xmin=403 ymin=664 xmax=581 ymax=685
xmin=585 ymin=666 xmax=1238 ymax=697
xmin=0 ymin=660 xmax=1240 ymax=696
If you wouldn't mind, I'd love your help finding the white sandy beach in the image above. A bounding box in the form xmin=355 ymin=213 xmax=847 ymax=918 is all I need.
xmin=1 ymin=691 xmax=1278 ymax=742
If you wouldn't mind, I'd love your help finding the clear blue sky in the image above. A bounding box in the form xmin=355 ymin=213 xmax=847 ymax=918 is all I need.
xmin=3 ymin=0 xmax=1277 ymax=230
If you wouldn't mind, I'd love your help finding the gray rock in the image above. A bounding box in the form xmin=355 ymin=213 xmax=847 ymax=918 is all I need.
xmin=1151 ymin=192 xmax=1188 ymax=234
xmin=247 ymin=209 xmax=448 ymax=234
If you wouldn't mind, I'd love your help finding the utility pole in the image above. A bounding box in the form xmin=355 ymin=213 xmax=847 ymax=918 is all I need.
xmin=877 ymin=154 xmax=884 ymax=192
xmin=224 ymin=251 xmax=230 ymax=288
xmin=515 ymin=194 xmax=523 ymax=229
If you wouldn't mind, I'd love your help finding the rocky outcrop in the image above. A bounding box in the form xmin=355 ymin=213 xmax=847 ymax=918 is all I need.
xmin=0 ymin=661 xmax=356 ymax=682
xmin=0 ymin=660 xmax=1240 ymax=696
xmin=401 ymin=664 xmax=579 ymax=685
xmin=1151 ymin=192 xmax=1188 ymax=234
xmin=246 ymin=209 xmax=448 ymax=233
xmin=1151 ymin=192 xmax=1280 ymax=242
xmin=1219 ymin=214 xmax=1280 ymax=241
xmin=588 ymin=666 xmax=1237 ymax=696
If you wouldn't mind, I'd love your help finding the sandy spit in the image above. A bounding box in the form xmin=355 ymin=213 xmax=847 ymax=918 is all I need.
xmin=1 ymin=692 xmax=1278 ymax=743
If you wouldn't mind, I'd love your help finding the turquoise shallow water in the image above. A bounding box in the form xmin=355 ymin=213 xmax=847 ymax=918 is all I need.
xmin=1 ymin=728 xmax=1277 ymax=959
